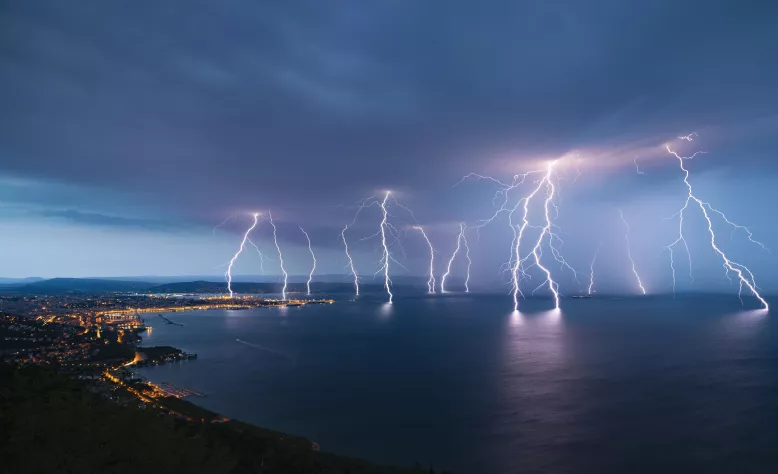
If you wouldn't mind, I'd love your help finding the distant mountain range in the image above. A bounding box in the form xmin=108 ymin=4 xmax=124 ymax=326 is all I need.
xmin=147 ymin=280 xmax=393 ymax=295
xmin=0 ymin=275 xmax=430 ymax=295
xmin=4 ymin=278 xmax=157 ymax=294
xmin=149 ymin=280 xmax=275 ymax=294
xmin=0 ymin=277 xmax=45 ymax=286
xmin=0 ymin=277 xmax=393 ymax=295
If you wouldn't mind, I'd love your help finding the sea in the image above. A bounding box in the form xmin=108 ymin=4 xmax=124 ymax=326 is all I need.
xmin=136 ymin=292 xmax=778 ymax=474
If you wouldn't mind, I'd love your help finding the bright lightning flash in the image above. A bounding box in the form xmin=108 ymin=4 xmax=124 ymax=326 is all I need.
xmin=414 ymin=226 xmax=436 ymax=293
xmin=517 ymin=162 xmax=565 ymax=309
xmin=341 ymin=225 xmax=359 ymax=296
xmin=510 ymin=170 xmax=549 ymax=310
xmin=460 ymin=160 xmax=578 ymax=310
xmin=340 ymin=197 xmax=382 ymax=297
xmin=588 ymin=240 xmax=601 ymax=295
xmin=462 ymin=226 xmax=472 ymax=292
xmin=225 ymin=213 xmax=259 ymax=298
xmin=666 ymin=137 xmax=768 ymax=310
xmin=268 ymin=211 xmax=288 ymax=301
xmin=378 ymin=192 xmax=393 ymax=303
xmin=619 ymin=209 xmax=646 ymax=294
xmin=441 ymin=223 xmax=469 ymax=293
xmin=300 ymin=227 xmax=316 ymax=296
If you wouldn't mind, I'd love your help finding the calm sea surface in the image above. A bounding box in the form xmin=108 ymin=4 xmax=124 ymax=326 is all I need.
xmin=136 ymin=293 xmax=778 ymax=474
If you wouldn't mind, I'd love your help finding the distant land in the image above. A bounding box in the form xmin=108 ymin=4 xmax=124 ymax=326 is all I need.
xmin=147 ymin=280 xmax=395 ymax=295
xmin=1 ymin=274 xmax=430 ymax=284
xmin=3 ymin=278 xmax=157 ymax=294
xmin=0 ymin=275 xmax=431 ymax=295
xmin=0 ymin=277 xmax=393 ymax=296
xmin=0 ymin=277 xmax=45 ymax=286
xmin=1 ymin=277 xmax=772 ymax=300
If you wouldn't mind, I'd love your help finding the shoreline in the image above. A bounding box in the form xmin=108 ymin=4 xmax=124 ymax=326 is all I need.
xmin=128 ymin=310 xmax=315 ymax=443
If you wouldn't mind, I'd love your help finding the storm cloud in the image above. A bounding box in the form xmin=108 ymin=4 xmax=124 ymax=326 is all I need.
xmin=1 ymin=0 xmax=777 ymax=289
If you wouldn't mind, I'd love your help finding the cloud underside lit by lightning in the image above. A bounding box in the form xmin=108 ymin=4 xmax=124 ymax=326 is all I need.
xmin=300 ymin=227 xmax=316 ymax=296
xmin=268 ymin=211 xmax=288 ymax=300
xmin=666 ymin=137 xmax=768 ymax=310
xmin=619 ymin=209 xmax=647 ymax=295
xmin=225 ymin=213 xmax=259 ymax=298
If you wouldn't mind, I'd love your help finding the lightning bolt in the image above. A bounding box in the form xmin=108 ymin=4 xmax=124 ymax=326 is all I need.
xmin=441 ymin=223 xmax=468 ymax=293
xmin=300 ymin=227 xmax=316 ymax=296
xmin=456 ymin=168 xmax=543 ymax=303
xmin=212 ymin=215 xmax=236 ymax=236
xmin=666 ymin=136 xmax=768 ymax=310
xmin=460 ymin=161 xmax=578 ymax=310
xmin=340 ymin=197 xmax=382 ymax=297
xmin=619 ymin=209 xmax=647 ymax=295
xmin=268 ymin=211 xmax=288 ymax=301
xmin=678 ymin=132 xmax=698 ymax=141
xmin=634 ymin=157 xmax=645 ymax=175
xmin=378 ymin=191 xmax=393 ymax=304
xmin=588 ymin=240 xmax=601 ymax=295
xmin=246 ymin=238 xmax=266 ymax=274
xmin=341 ymin=225 xmax=359 ymax=296
xmin=458 ymin=170 xmax=544 ymax=234
xmin=510 ymin=171 xmax=549 ymax=310
xmin=462 ymin=226 xmax=471 ymax=292
xmin=225 ymin=213 xmax=259 ymax=298
xmin=414 ymin=226 xmax=436 ymax=293
xmin=517 ymin=161 xmax=568 ymax=309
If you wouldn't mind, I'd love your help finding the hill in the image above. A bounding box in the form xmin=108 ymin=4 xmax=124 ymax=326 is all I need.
xmin=147 ymin=280 xmax=399 ymax=295
xmin=0 ymin=277 xmax=45 ymax=287
xmin=149 ymin=280 xmax=278 ymax=294
xmin=0 ymin=364 xmax=433 ymax=474
xmin=12 ymin=278 xmax=156 ymax=294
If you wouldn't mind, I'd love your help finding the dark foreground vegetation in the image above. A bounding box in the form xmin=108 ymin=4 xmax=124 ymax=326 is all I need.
xmin=0 ymin=364 xmax=432 ymax=474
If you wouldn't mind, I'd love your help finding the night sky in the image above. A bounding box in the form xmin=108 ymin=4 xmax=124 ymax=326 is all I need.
xmin=1 ymin=1 xmax=777 ymax=296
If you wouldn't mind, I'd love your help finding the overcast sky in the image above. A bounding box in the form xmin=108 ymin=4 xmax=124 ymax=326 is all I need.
xmin=1 ymin=0 xmax=777 ymax=300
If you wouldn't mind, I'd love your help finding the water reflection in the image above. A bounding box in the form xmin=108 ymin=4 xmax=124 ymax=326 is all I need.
xmin=378 ymin=302 xmax=394 ymax=317
xmin=714 ymin=308 xmax=769 ymax=345
xmin=509 ymin=307 xmax=563 ymax=328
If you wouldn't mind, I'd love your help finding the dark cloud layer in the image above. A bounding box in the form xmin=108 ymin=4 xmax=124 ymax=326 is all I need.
xmin=2 ymin=1 xmax=778 ymax=290
xmin=34 ymin=209 xmax=187 ymax=232
xmin=2 ymin=0 xmax=776 ymax=227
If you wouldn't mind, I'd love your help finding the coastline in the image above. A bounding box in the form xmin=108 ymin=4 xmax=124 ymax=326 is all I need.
xmin=127 ymin=311 xmax=316 ymax=445
xmin=2 ymin=363 xmax=430 ymax=474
